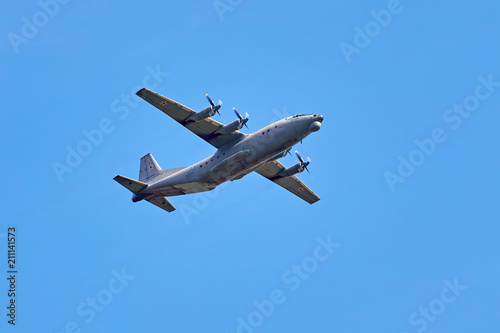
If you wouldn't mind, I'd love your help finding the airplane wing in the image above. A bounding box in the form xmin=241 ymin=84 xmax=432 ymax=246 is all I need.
xmin=136 ymin=88 xmax=245 ymax=148
xmin=255 ymin=160 xmax=320 ymax=204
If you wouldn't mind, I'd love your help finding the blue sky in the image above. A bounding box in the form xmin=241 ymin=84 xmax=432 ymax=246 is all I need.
xmin=1 ymin=0 xmax=500 ymax=332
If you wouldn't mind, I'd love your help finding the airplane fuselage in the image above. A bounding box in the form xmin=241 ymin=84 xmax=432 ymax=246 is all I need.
xmin=133 ymin=114 xmax=323 ymax=201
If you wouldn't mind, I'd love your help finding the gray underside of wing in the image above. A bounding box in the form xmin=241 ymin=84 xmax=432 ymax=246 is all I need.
xmin=255 ymin=160 xmax=320 ymax=204
xmin=136 ymin=88 xmax=244 ymax=148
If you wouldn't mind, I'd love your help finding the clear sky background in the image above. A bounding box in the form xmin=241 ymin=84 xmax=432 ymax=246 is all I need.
xmin=1 ymin=0 xmax=499 ymax=332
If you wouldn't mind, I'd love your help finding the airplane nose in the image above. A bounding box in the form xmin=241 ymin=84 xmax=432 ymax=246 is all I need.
xmin=317 ymin=115 xmax=324 ymax=123
xmin=308 ymin=120 xmax=322 ymax=132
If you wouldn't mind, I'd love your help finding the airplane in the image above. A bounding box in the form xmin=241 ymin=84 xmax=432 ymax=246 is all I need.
xmin=113 ymin=88 xmax=324 ymax=212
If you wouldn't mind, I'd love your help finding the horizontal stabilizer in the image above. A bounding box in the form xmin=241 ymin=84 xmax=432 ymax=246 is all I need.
xmin=113 ymin=175 xmax=148 ymax=194
xmin=146 ymin=196 xmax=176 ymax=212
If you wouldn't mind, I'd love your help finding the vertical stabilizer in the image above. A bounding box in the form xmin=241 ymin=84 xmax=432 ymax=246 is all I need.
xmin=139 ymin=153 xmax=161 ymax=183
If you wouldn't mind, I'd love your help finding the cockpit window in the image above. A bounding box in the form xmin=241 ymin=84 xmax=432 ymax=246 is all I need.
xmin=285 ymin=114 xmax=306 ymax=121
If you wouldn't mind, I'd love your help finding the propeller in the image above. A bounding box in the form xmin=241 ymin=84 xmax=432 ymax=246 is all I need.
xmin=233 ymin=108 xmax=249 ymax=129
xmin=295 ymin=150 xmax=311 ymax=173
xmin=206 ymin=94 xmax=222 ymax=115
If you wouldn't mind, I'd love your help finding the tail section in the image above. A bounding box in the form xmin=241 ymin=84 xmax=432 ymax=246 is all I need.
xmin=139 ymin=153 xmax=161 ymax=183
xmin=114 ymin=153 xmax=179 ymax=213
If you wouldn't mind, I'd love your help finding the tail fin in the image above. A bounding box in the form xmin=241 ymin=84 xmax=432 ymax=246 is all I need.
xmin=139 ymin=153 xmax=161 ymax=183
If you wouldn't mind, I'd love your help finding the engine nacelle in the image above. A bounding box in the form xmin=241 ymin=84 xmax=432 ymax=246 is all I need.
xmin=276 ymin=162 xmax=304 ymax=178
xmin=186 ymin=107 xmax=214 ymax=122
xmin=215 ymin=119 xmax=241 ymax=135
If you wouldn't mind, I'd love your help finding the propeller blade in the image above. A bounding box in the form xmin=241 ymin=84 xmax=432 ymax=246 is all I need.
xmin=206 ymin=94 xmax=215 ymax=107
xmin=304 ymin=157 xmax=311 ymax=173
xmin=243 ymin=112 xmax=249 ymax=128
xmin=295 ymin=150 xmax=304 ymax=164
xmin=233 ymin=108 xmax=242 ymax=120
xmin=295 ymin=150 xmax=311 ymax=173
xmin=240 ymin=118 xmax=249 ymax=129
xmin=234 ymin=108 xmax=249 ymax=129
xmin=207 ymin=95 xmax=222 ymax=115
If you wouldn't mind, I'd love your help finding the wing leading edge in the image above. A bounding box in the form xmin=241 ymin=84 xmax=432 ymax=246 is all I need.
xmin=255 ymin=160 xmax=320 ymax=204
xmin=136 ymin=88 xmax=245 ymax=148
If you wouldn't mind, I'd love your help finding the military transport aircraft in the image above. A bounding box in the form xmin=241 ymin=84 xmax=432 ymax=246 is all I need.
xmin=114 ymin=88 xmax=323 ymax=212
